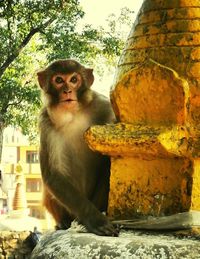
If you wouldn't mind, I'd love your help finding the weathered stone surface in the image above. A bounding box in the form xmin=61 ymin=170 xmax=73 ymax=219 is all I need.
xmin=31 ymin=230 xmax=200 ymax=259
xmin=85 ymin=0 xmax=200 ymax=219
xmin=108 ymin=156 xmax=193 ymax=218
xmin=0 ymin=231 xmax=31 ymax=259
xmin=86 ymin=124 xmax=200 ymax=160
xmin=85 ymin=123 xmax=170 ymax=159
xmin=86 ymin=122 xmax=200 ymax=218
xmin=111 ymin=61 xmax=187 ymax=126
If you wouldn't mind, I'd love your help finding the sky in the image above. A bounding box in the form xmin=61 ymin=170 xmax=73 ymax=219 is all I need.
xmin=78 ymin=0 xmax=144 ymax=96
xmin=79 ymin=0 xmax=143 ymax=27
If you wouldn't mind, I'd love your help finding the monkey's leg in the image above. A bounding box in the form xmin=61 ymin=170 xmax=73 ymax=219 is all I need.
xmin=43 ymin=189 xmax=73 ymax=229
xmin=91 ymin=158 xmax=110 ymax=212
xmin=43 ymin=171 xmax=118 ymax=236
xmin=91 ymin=175 xmax=110 ymax=213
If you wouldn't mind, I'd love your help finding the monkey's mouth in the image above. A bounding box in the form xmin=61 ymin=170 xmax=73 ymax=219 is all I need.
xmin=60 ymin=99 xmax=77 ymax=103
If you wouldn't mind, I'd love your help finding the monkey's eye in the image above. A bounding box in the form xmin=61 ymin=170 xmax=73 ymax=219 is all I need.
xmin=70 ymin=76 xmax=77 ymax=84
xmin=55 ymin=76 xmax=64 ymax=84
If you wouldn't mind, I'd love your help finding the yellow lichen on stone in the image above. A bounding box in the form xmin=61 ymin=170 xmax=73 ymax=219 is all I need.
xmin=111 ymin=61 xmax=186 ymax=126
xmin=189 ymin=62 xmax=200 ymax=78
xmin=157 ymin=126 xmax=190 ymax=157
xmin=108 ymin=157 xmax=192 ymax=219
xmin=133 ymin=20 xmax=200 ymax=37
xmin=85 ymin=0 xmax=200 ymax=220
xmin=85 ymin=123 xmax=171 ymax=159
xmin=158 ymin=126 xmax=200 ymax=158
xmin=191 ymin=47 xmax=200 ymax=60
xmin=141 ymin=0 xmax=200 ymax=9
xmin=138 ymin=8 xmax=200 ymax=26
xmin=126 ymin=32 xmax=200 ymax=50
xmin=191 ymin=159 xmax=200 ymax=210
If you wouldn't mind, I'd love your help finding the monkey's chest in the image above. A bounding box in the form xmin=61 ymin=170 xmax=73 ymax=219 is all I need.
xmin=50 ymin=114 xmax=100 ymax=194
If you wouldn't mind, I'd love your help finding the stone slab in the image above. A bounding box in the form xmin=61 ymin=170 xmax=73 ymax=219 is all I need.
xmin=31 ymin=228 xmax=200 ymax=259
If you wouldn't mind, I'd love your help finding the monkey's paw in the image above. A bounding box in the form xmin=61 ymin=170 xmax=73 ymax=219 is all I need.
xmin=83 ymin=213 xmax=119 ymax=237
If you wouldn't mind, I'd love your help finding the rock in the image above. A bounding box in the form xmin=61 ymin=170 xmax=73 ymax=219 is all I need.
xmin=0 ymin=231 xmax=32 ymax=258
xmin=31 ymin=229 xmax=200 ymax=259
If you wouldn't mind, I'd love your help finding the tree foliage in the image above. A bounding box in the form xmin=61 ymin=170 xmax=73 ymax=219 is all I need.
xmin=0 ymin=0 xmax=133 ymax=157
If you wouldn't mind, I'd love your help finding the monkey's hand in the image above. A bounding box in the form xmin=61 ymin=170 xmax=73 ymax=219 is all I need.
xmin=81 ymin=207 xmax=119 ymax=237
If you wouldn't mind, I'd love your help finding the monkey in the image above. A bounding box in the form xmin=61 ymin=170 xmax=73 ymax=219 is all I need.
xmin=37 ymin=59 xmax=118 ymax=236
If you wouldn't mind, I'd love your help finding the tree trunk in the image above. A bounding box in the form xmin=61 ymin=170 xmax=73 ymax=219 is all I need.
xmin=0 ymin=126 xmax=4 ymax=163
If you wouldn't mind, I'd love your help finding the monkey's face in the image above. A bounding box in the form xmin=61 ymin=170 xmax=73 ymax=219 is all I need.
xmin=38 ymin=60 xmax=95 ymax=111
xmin=51 ymin=72 xmax=82 ymax=111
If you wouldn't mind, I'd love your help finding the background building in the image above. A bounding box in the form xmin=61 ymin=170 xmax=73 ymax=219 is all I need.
xmin=0 ymin=127 xmax=49 ymax=229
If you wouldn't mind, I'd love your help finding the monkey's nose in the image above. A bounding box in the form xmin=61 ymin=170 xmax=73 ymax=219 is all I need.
xmin=64 ymin=90 xmax=72 ymax=94
xmin=63 ymin=87 xmax=72 ymax=94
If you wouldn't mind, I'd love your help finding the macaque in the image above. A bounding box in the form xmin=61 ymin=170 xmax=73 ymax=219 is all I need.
xmin=37 ymin=59 xmax=117 ymax=236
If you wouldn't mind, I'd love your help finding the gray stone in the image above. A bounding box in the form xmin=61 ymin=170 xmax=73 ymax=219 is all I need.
xmin=31 ymin=229 xmax=200 ymax=259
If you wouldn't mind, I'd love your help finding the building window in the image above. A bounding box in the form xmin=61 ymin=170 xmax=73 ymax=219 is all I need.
xmin=26 ymin=178 xmax=42 ymax=192
xmin=26 ymin=151 xmax=39 ymax=163
xmin=29 ymin=207 xmax=45 ymax=219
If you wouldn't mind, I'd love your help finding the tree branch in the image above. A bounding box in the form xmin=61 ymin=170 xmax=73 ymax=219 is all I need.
xmin=7 ymin=98 xmax=24 ymax=107
xmin=0 ymin=17 xmax=55 ymax=78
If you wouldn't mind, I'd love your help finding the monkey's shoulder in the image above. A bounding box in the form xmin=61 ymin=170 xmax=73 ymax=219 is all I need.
xmin=89 ymin=91 xmax=115 ymax=124
xmin=91 ymin=91 xmax=110 ymax=104
xmin=39 ymin=108 xmax=52 ymax=128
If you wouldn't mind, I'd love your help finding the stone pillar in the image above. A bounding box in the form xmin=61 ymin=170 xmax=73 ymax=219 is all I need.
xmin=85 ymin=0 xmax=200 ymax=219
xmin=11 ymin=163 xmax=28 ymax=217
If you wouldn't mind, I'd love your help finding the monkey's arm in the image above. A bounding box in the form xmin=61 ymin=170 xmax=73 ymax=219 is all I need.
xmin=90 ymin=92 xmax=116 ymax=125
xmin=44 ymin=168 xmax=117 ymax=236
xmin=40 ymin=146 xmax=117 ymax=236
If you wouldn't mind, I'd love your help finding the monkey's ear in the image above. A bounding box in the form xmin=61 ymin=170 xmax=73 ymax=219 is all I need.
xmin=85 ymin=68 xmax=94 ymax=87
xmin=37 ymin=70 xmax=48 ymax=89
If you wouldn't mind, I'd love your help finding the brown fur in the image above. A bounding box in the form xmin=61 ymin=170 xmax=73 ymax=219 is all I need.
xmin=38 ymin=59 xmax=118 ymax=236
